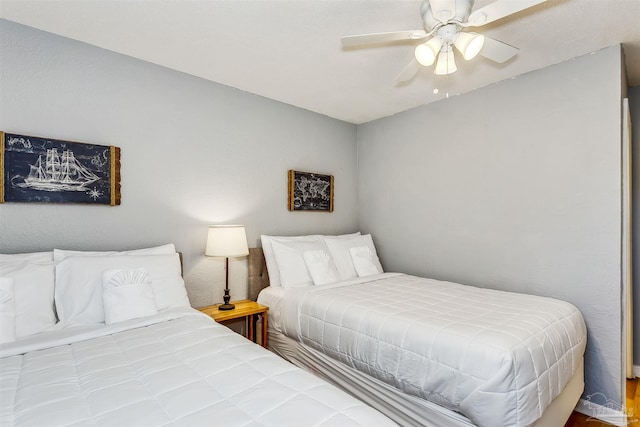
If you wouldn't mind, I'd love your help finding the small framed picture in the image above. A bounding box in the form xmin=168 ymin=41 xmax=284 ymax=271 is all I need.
xmin=288 ymin=170 xmax=334 ymax=212
xmin=1 ymin=132 xmax=121 ymax=205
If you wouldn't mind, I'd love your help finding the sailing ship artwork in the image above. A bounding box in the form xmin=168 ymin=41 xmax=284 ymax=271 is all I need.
xmin=1 ymin=132 xmax=121 ymax=205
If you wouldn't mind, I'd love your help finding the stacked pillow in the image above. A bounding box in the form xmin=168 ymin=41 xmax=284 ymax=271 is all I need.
xmin=0 ymin=252 xmax=56 ymax=344
xmin=0 ymin=243 xmax=191 ymax=343
xmin=323 ymin=234 xmax=383 ymax=280
xmin=55 ymin=250 xmax=189 ymax=326
xmin=0 ymin=277 xmax=16 ymax=343
xmin=261 ymin=233 xmax=383 ymax=288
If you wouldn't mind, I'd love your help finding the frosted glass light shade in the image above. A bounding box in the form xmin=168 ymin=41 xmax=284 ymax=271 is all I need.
xmin=435 ymin=47 xmax=457 ymax=75
xmin=205 ymin=225 xmax=249 ymax=257
xmin=414 ymin=37 xmax=443 ymax=66
xmin=454 ymin=32 xmax=485 ymax=60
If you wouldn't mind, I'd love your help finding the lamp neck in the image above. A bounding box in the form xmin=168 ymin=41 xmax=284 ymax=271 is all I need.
xmin=225 ymin=257 xmax=230 ymax=290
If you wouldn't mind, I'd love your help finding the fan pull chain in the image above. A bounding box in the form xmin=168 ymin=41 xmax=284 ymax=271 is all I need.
xmin=446 ymin=71 xmax=450 ymax=98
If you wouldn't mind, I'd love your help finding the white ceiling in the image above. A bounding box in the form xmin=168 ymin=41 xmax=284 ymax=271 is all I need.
xmin=1 ymin=0 xmax=639 ymax=124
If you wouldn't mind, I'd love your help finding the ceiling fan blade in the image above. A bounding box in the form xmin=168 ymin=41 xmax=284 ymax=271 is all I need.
xmin=479 ymin=36 xmax=519 ymax=63
xmin=395 ymin=59 xmax=422 ymax=83
xmin=466 ymin=0 xmax=547 ymax=27
xmin=429 ymin=0 xmax=457 ymax=23
xmin=341 ymin=30 xmax=427 ymax=48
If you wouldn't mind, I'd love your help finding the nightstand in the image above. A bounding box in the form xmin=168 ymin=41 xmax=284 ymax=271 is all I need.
xmin=198 ymin=299 xmax=269 ymax=348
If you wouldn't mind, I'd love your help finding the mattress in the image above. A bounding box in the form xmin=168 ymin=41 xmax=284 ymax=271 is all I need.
xmin=0 ymin=308 xmax=396 ymax=427
xmin=258 ymin=273 xmax=587 ymax=427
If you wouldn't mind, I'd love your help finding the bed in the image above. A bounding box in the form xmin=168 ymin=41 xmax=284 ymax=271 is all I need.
xmin=253 ymin=233 xmax=588 ymax=427
xmin=0 ymin=245 xmax=396 ymax=427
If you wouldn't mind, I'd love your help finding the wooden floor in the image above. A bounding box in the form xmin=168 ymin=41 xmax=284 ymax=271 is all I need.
xmin=564 ymin=378 xmax=639 ymax=427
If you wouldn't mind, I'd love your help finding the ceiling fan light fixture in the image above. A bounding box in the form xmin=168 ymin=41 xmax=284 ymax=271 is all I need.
xmin=414 ymin=37 xmax=443 ymax=66
xmin=341 ymin=0 xmax=547 ymax=83
xmin=454 ymin=32 xmax=485 ymax=60
xmin=435 ymin=47 xmax=457 ymax=75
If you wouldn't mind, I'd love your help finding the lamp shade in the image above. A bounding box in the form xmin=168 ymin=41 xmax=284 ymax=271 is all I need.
xmin=454 ymin=32 xmax=485 ymax=61
xmin=414 ymin=37 xmax=443 ymax=66
xmin=205 ymin=225 xmax=249 ymax=257
xmin=435 ymin=47 xmax=457 ymax=75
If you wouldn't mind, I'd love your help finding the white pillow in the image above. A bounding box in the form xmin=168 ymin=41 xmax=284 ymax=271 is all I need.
xmin=0 ymin=261 xmax=56 ymax=338
xmin=261 ymin=233 xmax=360 ymax=287
xmin=349 ymin=246 xmax=383 ymax=277
xmin=0 ymin=277 xmax=16 ymax=344
xmin=0 ymin=251 xmax=54 ymax=263
xmin=55 ymin=253 xmax=188 ymax=326
xmin=53 ymin=243 xmax=176 ymax=261
xmin=271 ymin=240 xmax=329 ymax=288
xmin=261 ymin=235 xmax=319 ymax=287
xmin=323 ymin=234 xmax=383 ymax=281
xmin=303 ymin=250 xmax=340 ymax=285
xmin=102 ymin=269 xmax=158 ymax=325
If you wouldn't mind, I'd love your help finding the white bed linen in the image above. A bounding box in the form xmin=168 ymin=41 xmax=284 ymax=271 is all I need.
xmin=0 ymin=308 xmax=396 ymax=427
xmin=258 ymin=273 xmax=587 ymax=427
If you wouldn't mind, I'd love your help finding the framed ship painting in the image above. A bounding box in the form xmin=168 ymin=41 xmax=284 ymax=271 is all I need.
xmin=288 ymin=170 xmax=333 ymax=212
xmin=0 ymin=132 xmax=121 ymax=205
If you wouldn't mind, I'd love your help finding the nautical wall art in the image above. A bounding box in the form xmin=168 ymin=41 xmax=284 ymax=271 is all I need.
xmin=288 ymin=170 xmax=333 ymax=212
xmin=1 ymin=132 xmax=121 ymax=205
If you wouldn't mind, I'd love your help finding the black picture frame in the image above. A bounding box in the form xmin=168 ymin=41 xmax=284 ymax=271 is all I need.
xmin=288 ymin=170 xmax=334 ymax=212
xmin=1 ymin=132 xmax=121 ymax=205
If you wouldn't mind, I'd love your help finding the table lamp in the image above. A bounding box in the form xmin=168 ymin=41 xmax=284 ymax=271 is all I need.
xmin=205 ymin=225 xmax=249 ymax=310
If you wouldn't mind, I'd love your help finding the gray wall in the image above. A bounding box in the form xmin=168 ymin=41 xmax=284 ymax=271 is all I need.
xmin=630 ymin=86 xmax=640 ymax=367
xmin=357 ymin=46 xmax=624 ymax=404
xmin=0 ymin=19 xmax=359 ymax=307
xmin=1 ymin=17 xmax=634 ymax=410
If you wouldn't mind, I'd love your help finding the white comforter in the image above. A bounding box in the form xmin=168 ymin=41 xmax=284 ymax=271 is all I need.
xmin=0 ymin=308 xmax=396 ymax=427
xmin=263 ymin=273 xmax=586 ymax=427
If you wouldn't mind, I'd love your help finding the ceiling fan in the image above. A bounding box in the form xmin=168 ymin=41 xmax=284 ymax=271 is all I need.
xmin=341 ymin=0 xmax=548 ymax=83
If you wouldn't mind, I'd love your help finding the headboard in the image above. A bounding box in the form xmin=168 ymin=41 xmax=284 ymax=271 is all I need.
xmin=248 ymin=248 xmax=270 ymax=301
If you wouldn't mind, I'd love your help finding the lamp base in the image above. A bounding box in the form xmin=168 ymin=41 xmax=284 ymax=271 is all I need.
xmin=219 ymin=257 xmax=235 ymax=311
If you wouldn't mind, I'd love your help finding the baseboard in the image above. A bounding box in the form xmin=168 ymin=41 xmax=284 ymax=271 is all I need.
xmin=633 ymin=364 xmax=640 ymax=378
xmin=575 ymin=398 xmax=628 ymax=426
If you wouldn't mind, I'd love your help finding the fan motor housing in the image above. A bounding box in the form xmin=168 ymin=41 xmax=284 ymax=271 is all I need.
xmin=421 ymin=0 xmax=474 ymax=30
xmin=436 ymin=23 xmax=460 ymax=45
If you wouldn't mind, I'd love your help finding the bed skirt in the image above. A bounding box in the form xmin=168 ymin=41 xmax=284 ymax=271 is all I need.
xmin=268 ymin=330 xmax=585 ymax=427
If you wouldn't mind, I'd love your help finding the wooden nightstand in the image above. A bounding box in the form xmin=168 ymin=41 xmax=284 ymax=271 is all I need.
xmin=198 ymin=299 xmax=269 ymax=348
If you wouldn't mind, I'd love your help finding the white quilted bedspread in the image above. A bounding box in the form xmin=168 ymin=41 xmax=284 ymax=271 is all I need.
xmin=285 ymin=273 xmax=586 ymax=427
xmin=0 ymin=309 xmax=396 ymax=427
